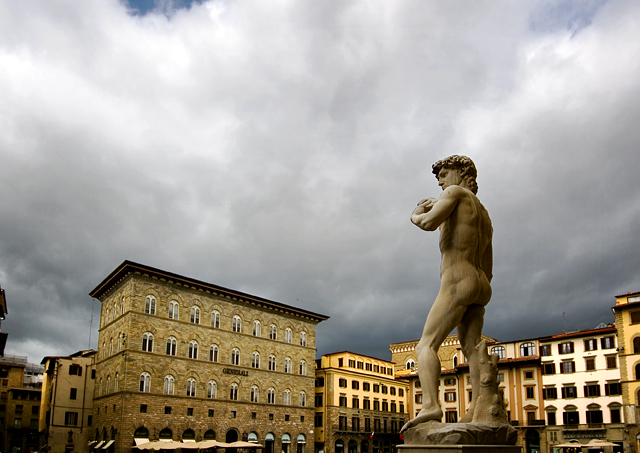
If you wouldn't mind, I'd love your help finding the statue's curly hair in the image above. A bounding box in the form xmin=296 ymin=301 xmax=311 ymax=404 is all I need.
xmin=432 ymin=155 xmax=478 ymax=194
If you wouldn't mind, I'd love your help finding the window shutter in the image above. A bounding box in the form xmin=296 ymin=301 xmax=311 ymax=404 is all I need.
xmin=561 ymin=387 xmax=566 ymax=398
xmin=584 ymin=385 xmax=588 ymax=396
xmin=559 ymin=362 xmax=565 ymax=373
xmin=570 ymin=342 xmax=574 ymax=353
xmin=558 ymin=344 xmax=562 ymax=354
xmin=605 ymin=384 xmax=610 ymax=396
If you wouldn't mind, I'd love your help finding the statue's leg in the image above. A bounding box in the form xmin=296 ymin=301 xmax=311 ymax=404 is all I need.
xmin=458 ymin=305 xmax=485 ymax=423
xmin=401 ymin=290 xmax=467 ymax=432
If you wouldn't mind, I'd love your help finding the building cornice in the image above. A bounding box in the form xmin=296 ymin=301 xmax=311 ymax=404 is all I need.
xmin=89 ymin=260 xmax=329 ymax=323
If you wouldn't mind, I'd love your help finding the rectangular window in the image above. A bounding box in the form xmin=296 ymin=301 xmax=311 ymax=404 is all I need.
xmin=251 ymin=412 xmax=256 ymax=419
xmin=540 ymin=345 xmax=551 ymax=356
xmin=561 ymin=386 xmax=577 ymax=398
xmin=208 ymin=409 xmax=214 ymax=417
xmin=373 ymin=384 xmax=380 ymax=393
xmin=527 ymin=411 xmax=536 ymax=425
xmin=13 ymin=418 xmax=21 ymax=428
xmin=584 ymin=383 xmax=601 ymax=397
xmin=390 ymin=387 xmax=396 ymax=396
xmin=607 ymin=356 xmax=617 ymax=369
xmin=601 ymin=336 xmax=615 ymax=349
xmin=348 ymin=359 xmax=356 ymax=367
xmin=64 ymin=412 xmax=78 ymax=426
xmin=631 ymin=311 xmax=640 ymax=324
xmin=352 ymin=380 xmax=359 ymax=390
xmin=352 ymin=416 xmax=360 ymax=432
xmin=381 ymin=385 xmax=388 ymax=394
xmin=339 ymin=395 xmax=347 ymax=407
xmin=610 ymin=408 xmax=621 ymax=424
xmin=352 ymin=396 xmax=359 ymax=409
xmin=444 ymin=378 xmax=456 ymax=386
xmin=285 ymin=414 xmax=290 ymax=421
xmin=445 ymin=411 xmax=458 ymax=423
xmin=140 ymin=404 xmax=147 ymax=413
xmin=363 ymin=382 xmax=370 ymax=391
xmin=230 ymin=411 xmax=236 ymax=419
xmin=363 ymin=398 xmax=371 ymax=410
xmin=605 ymin=382 xmax=622 ymax=396
xmin=542 ymin=363 xmax=556 ymax=375
xmin=338 ymin=378 xmax=347 ymax=388
xmin=584 ymin=339 xmax=598 ymax=351
xmin=586 ymin=410 xmax=603 ymax=425
xmin=560 ymin=361 xmax=575 ymax=373
xmin=373 ymin=399 xmax=380 ymax=411
xmin=526 ymin=387 xmax=535 ymax=399
xmin=165 ymin=406 xmax=171 ymax=414
xmin=563 ymin=411 xmax=579 ymax=425
xmin=415 ymin=394 xmax=422 ymax=404
xmin=315 ymin=394 xmax=323 ymax=407
xmin=444 ymin=392 xmax=456 ymax=402
xmin=70 ymin=388 xmax=77 ymax=400
xmin=187 ymin=408 xmax=193 ymax=416
xmin=315 ymin=377 xmax=324 ymax=387
xmin=87 ymin=415 xmax=92 ymax=426
xmin=585 ymin=357 xmax=596 ymax=371
xmin=338 ymin=358 xmax=343 ymax=367
xmin=382 ymin=401 xmax=388 ymax=411
xmin=339 ymin=415 xmax=347 ymax=430
xmin=547 ymin=412 xmax=556 ymax=426
xmin=558 ymin=342 xmax=574 ymax=354
xmin=365 ymin=418 xmax=371 ymax=432
xmin=525 ymin=371 xmax=534 ymax=379
xmin=543 ymin=387 xmax=558 ymax=399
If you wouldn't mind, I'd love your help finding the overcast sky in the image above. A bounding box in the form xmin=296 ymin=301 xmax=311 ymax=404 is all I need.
xmin=1 ymin=0 xmax=639 ymax=365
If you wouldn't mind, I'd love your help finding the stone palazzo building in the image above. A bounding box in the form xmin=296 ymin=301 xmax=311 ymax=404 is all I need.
xmin=89 ymin=261 xmax=328 ymax=453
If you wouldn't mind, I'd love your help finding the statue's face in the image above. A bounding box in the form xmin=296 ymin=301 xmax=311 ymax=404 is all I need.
xmin=437 ymin=168 xmax=462 ymax=190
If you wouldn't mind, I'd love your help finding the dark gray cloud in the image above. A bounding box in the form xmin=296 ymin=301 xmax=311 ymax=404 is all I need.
xmin=0 ymin=0 xmax=638 ymax=363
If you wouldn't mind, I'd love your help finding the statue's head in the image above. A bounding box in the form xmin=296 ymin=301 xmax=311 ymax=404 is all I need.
xmin=432 ymin=155 xmax=478 ymax=194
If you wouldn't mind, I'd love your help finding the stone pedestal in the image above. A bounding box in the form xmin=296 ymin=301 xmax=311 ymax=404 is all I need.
xmin=398 ymin=445 xmax=522 ymax=453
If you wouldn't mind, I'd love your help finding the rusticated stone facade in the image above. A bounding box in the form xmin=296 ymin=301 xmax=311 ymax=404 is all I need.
xmin=90 ymin=261 xmax=328 ymax=453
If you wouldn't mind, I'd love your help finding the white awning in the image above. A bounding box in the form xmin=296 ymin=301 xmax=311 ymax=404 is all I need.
xmin=103 ymin=440 xmax=115 ymax=449
xmin=94 ymin=441 xmax=105 ymax=449
xmin=88 ymin=441 xmax=97 ymax=446
xmin=182 ymin=440 xmax=196 ymax=443
xmin=134 ymin=439 xmax=150 ymax=446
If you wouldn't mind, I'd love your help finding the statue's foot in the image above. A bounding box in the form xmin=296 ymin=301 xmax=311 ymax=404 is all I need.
xmin=400 ymin=408 xmax=443 ymax=433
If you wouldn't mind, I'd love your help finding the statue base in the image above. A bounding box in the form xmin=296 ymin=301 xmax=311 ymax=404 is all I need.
xmin=398 ymin=445 xmax=521 ymax=453
xmin=401 ymin=422 xmax=518 ymax=446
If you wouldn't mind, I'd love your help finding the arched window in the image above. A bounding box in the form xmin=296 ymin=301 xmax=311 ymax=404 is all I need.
xmin=105 ymin=309 xmax=110 ymax=324
xmin=168 ymin=301 xmax=179 ymax=320
xmin=207 ymin=380 xmax=217 ymax=399
xmin=406 ymin=359 xmax=415 ymax=370
xmin=283 ymin=389 xmax=291 ymax=405
xmin=253 ymin=321 xmax=261 ymax=337
xmin=164 ymin=376 xmax=174 ymax=395
xmin=299 ymin=360 xmax=307 ymax=375
xmin=99 ymin=378 xmax=103 ymax=396
xmin=139 ymin=372 xmax=150 ymax=392
xmin=520 ymin=343 xmax=536 ymax=357
xmin=188 ymin=341 xmax=198 ymax=359
xmin=142 ymin=333 xmax=153 ymax=352
xmin=269 ymin=355 xmax=276 ymax=371
xmin=211 ymin=311 xmax=220 ymax=328
xmin=231 ymin=348 xmax=240 ymax=365
xmin=492 ymin=346 xmax=506 ymax=359
xmin=166 ymin=337 xmax=177 ymax=356
xmin=453 ymin=356 xmax=458 ymax=367
xmin=158 ymin=428 xmax=172 ymax=441
xmin=113 ymin=302 xmax=117 ymax=321
xmin=209 ymin=345 xmax=219 ymax=362
xmin=204 ymin=430 xmax=216 ymax=440
xmin=109 ymin=338 xmax=113 ymax=356
xmin=106 ymin=375 xmax=111 ymax=393
xmin=300 ymin=331 xmax=307 ymax=346
xmin=230 ymin=383 xmax=238 ymax=400
xmin=267 ymin=387 xmax=275 ymax=404
xmin=145 ymin=296 xmax=156 ymax=315
xmin=285 ymin=328 xmax=292 ymax=344
xmin=284 ymin=357 xmax=292 ymax=373
xmin=635 ymin=363 xmax=640 ymax=380
xmin=117 ymin=333 xmax=122 ymax=352
xmin=634 ymin=337 xmax=640 ymax=354
xmin=252 ymin=352 xmax=260 ymax=369
xmin=121 ymin=297 xmax=125 ymax=315
xmin=190 ymin=306 xmax=200 ymax=324
xmin=248 ymin=432 xmax=258 ymax=443
xmin=299 ymin=391 xmax=306 ymax=406
xmin=114 ymin=372 xmax=119 ymax=392
xmin=186 ymin=378 xmax=196 ymax=397
xmin=251 ymin=385 xmax=259 ymax=403
xmin=232 ymin=315 xmax=242 ymax=333
xmin=269 ymin=324 xmax=277 ymax=340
